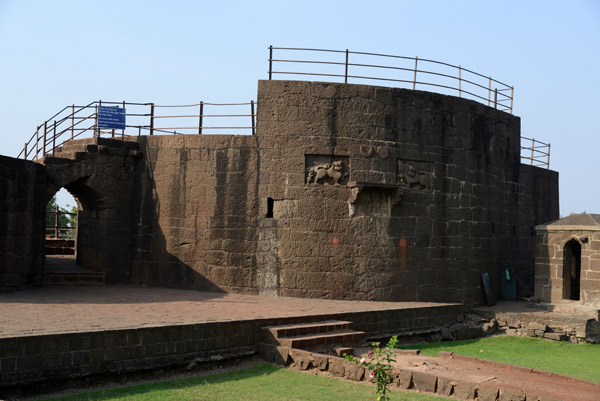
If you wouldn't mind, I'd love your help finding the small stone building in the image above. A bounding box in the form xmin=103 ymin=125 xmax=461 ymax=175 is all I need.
xmin=535 ymin=214 xmax=600 ymax=305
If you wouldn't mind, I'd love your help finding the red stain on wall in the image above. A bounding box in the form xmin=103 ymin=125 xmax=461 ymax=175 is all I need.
xmin=332 ymin=236 xmax=340 ymax=250
xmin=398 ymin=238 xmax=407 ymax=269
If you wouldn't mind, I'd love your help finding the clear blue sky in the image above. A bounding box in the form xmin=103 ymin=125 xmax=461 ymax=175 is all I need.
xmin=0 ymin=0 xmax=598 ymax=216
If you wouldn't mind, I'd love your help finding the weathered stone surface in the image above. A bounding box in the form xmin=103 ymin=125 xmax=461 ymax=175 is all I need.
xmin=309 ymin=353 xmax=328 ymax=370
xmin=328 ymin=356 xmax=345 ymax=377
xmin=543 ymin=332 xmax=567 ymax=341
xmin=394 ymin=368 xmax=413 ymax=389
xmin=453 ymin=379 xmax=477 ymax=399
xmin=412 ymin=371 xmax=437 ymax=392
xmin=476 ymin=385 xmax=499 ymax=401
xmin=289 ymin=349 xmax=311 ymax=370
xmin=343 ymin=360 xmax=364 ymax=381
xmin=436 ymin=376 xmax=454 ymax=397
xmin=0 ymin=155 xmax=46 ymax=291
xmin=1 ymin=80 xmax=560 ymax=305
xmin=498 ymin=388 xmax=526 ymax=401
xmin=535 ymin=216 xmax=600 ymax=306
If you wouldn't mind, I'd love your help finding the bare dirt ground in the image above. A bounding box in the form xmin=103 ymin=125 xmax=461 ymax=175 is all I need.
xmin=353 ymin=347 xmax=600 ymax=401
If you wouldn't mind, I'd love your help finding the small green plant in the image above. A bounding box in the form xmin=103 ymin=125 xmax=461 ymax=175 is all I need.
xmin=345 ymin=335 xmax=399 ymax=401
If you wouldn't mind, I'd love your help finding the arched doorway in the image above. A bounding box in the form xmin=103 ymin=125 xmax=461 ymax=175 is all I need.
xmin=43 ymin=180 xmax=105 ymax=285
xmin=562 ymin=239 xmax=581 ymax=301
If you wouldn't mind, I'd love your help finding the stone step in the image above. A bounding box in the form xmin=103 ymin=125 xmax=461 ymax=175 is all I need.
xmin=277 ymin=330 xmax=365 ymax=349
xmin=44 ymin=272 xmax=105 ymax=286
xmin=264 ymin=320 xmax=354 ymax=339
xmin=535 ymin=302 xmax=600 ymax=320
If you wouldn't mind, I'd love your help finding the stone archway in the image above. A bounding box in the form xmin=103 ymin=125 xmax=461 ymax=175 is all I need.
xmin=563 ymin=239 xmax=581 ymax=301
xmin=41 ymin=137 xmax=141 ymax=283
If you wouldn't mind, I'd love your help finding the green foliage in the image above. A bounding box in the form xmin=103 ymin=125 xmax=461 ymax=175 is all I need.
xmin=41 ymin=363 xmax=446 ymax=401
xmin=46 ymin=196 xmax=77 ymax=238
xmin=398 ymin=335 xmax=600 ymax=383
xmin=345 ymin=335 xmax=399 ymax=401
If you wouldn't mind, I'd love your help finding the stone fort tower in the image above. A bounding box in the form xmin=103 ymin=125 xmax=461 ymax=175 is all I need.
xmin=0 ymin=80 xmax=558 ymax=305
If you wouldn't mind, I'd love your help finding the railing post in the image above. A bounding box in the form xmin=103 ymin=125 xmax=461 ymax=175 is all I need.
xmin=71 ymin=104 xmax=75 ymax=139
xmin=94 ymin=104 xmax=98 ymax=137
xmin=344 ymin=49 xmax=349 ymax=84
xmin=149 ymin=103 xmax=154 ymax=135
xmin=54 ymin=204 xmax=59 ymax=239
xmin=122 ymin=101 xmax=126 ymax=139
xmin=24 ymin=143 xmax=27 ymax=159
xmin=413 ymin=56 xmax=418 ymax=90
xmin=251 ymin=100 xmax=256 ymax=135
xmin=43 ymin=121 xmax=47 ymax=156
xmin=198 ymin=101 xmax=203 ymax=135
xmin=531 ymin=138 xmax=535 ymax=166
xmin=510 ymin=86 xmax=514 ymax=114
xmin=458 ymin=65 xmax=462 ymax=98
xmin=494 ymin=88 xmax=498 ymax=109
xmin=52 ymin=121 xmax=56 ymax=156
xmin=547 ymin=143 xmax=551 ymax=169
xmin=488 ymin=77 xmax=492 ymax=107
xmin=268 ymin=45 xmax=273 ymax=80
xmin=35 ymin=126 xmax=39 ymax=159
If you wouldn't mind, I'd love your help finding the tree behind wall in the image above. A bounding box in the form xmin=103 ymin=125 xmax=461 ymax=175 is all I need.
xmin=45 ymin=196 xmax=77 ymax=238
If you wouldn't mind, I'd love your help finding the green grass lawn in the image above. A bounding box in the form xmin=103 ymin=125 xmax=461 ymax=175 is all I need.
xmin=398 ymin=335 xmax=600 ymax=383
xmin=41 ymin=363 xmax=447 ymax=401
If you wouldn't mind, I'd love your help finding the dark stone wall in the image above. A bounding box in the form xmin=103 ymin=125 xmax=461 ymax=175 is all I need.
xmin=44 ymin=138 xmax=141 ymax=284
xmin=0 ymin=303 xmax=463 ymax=389
xmin=256 ymin=80 xmax=559 ymax=305
xmin=129 ymin=135 xmax=259 ymax=293
xmin=0 ymin=155 xmax=46 ymax=291
xmin=0 ymin=80 xmax=559 ymax=304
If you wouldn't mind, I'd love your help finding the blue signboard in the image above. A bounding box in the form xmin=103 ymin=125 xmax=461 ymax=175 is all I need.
xmin=97 ymin=106 xmax=126 ymax=130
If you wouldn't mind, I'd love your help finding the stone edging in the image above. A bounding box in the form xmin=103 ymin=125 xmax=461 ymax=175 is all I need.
xmin=258 ymin=343 xmax=563 ymax=401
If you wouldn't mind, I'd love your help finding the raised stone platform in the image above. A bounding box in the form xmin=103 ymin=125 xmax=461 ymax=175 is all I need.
xmin=471 ymin=301 xmax=600 ymax=343
xmin=0 ymin=285 xmax=463 ymax=390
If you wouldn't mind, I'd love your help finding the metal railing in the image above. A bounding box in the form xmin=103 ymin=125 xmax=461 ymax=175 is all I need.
xmin=521 ymin=137 xmax=550 ymax=169
xmin=46 ymin=205 xmax=77 ymax=239
xmin=268 ymin=46 xmax=514 ymax=113
xmin=19 ymin=100 xmax=257 ymax=160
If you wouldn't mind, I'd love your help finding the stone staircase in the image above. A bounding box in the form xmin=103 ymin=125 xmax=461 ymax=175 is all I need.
xmin=42 ymin=137 xmax=141 ymax=162
xmin=262 ymin=320 xmax=365 ymax=351
xmin=43 ymin=255 xmax=105 ymax=286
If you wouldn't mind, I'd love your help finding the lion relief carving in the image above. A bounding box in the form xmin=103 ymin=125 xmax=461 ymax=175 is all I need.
xmin=307 ymin=160 xmax=349 ymax=185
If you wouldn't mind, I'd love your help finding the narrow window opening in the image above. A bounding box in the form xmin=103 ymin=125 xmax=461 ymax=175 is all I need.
xmin=512 ymin=226 xmax=516 ymax=236
xmin=266 ymin=198 xmax=274 ymax=218
xmin=491 ymin=222 xmax=495 ymax=234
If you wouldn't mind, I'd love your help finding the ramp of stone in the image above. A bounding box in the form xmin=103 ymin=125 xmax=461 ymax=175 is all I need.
xmin=263 ymin=320 xmax=365 ymax=349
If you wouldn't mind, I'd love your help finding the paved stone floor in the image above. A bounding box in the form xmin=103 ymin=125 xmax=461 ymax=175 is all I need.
xmin=0 ymin=285 xmax=458 ymax=338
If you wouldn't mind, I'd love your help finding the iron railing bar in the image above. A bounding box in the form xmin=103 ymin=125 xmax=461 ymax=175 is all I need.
xmin=154 ymin=126 xmax=254 ymax=130
xmin=152 ymin=114 xmax=254 ymax=119
xmin=271 ymin=46 xmax=346 ymax=54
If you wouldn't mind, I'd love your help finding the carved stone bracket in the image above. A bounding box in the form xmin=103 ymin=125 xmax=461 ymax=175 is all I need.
xmin=347 ymin=181 xmax=403 ymax=205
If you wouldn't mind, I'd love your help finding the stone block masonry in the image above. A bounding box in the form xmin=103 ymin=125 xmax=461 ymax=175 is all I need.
xmin=256 ymin=80 xmax=558 ymax=305
xmin=0 ymin=155 xmax=46 ymax=291
xmin=0 ymin=302 xmax=463 ymax=389
xmin=2 ymin=80 xmax=559 ymax=305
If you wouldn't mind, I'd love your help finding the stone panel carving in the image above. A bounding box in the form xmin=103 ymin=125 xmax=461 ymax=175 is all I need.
xmin=397 ymin=160 xmax=434 ymax=190
xmin=306 ymin=155 xmax=349 ymax=186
